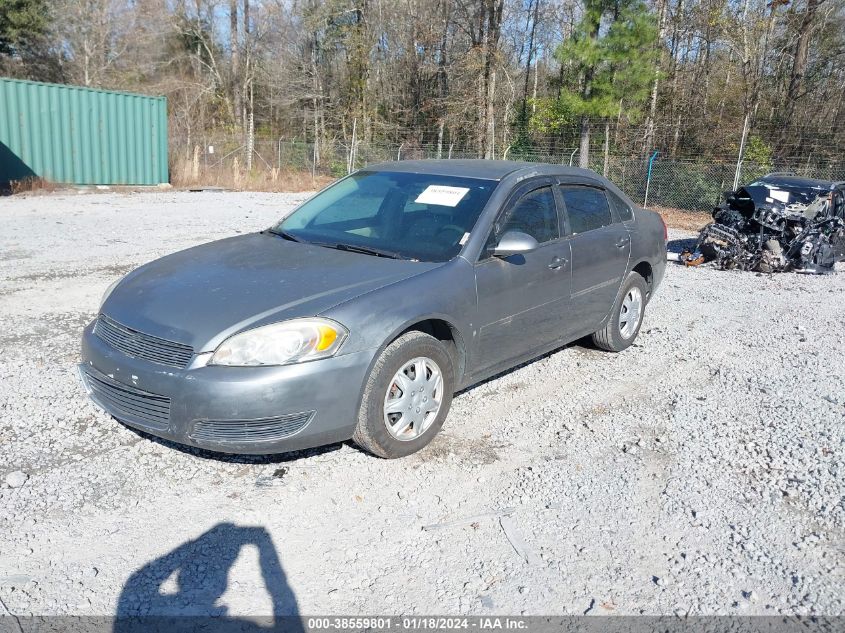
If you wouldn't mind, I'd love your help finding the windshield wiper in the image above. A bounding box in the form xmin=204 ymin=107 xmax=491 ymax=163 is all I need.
xmin=267 ymin=228 xmax=301 ymax=242
xmin=334 ymin=243 xmax=406 ymax=259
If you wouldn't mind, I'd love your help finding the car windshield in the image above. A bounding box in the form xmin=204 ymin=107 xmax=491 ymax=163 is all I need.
xmin=273 ymin=171 xmax=498 ymax=262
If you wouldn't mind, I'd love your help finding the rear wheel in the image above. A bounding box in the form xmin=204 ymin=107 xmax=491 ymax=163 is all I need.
xmin=591 ymin=272 xmax=648 ymax=352
xmin=353 ymin=331 xmax=454 ymax=458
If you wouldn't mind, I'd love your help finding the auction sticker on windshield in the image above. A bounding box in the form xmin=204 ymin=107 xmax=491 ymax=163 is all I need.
xmin=415 ymin=185 xmax=470 ymax=207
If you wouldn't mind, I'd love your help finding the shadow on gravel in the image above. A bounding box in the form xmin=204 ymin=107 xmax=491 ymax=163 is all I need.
xmin=121 ymin=423 xmax=344 ymax=464
xmin=114 ymin=522 xmax=303 ymax=632
xmin=454 ymin=340 xmax=590 ymax=397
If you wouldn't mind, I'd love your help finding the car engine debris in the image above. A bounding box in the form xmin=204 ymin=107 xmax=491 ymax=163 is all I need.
xmin=680 ymin=174 xmax=845 ymax=274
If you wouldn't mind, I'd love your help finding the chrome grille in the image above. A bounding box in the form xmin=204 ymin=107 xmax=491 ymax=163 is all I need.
xmin=190 ymin=412 xmax=314 ymax=444
xmin=94 ymin=315 xmax=194 ymax=368
xmin=83 ymin=369 xmax=171 ymax=431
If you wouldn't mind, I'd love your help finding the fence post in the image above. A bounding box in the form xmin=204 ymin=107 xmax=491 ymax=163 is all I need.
xmin=397 ymin=142 xmax=404 ymax=161
xmin=569 ymin=148 xmax=578 ymax=166
xmin=643 ymin=150 xmax=659 ymax=208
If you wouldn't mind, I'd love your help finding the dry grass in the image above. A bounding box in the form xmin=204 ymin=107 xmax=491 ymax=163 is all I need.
xmin=170 ymin=158 xmax=333 ymax=192
xmin=650 ymin=205 xmax=711 ymax=232
xmin=7 ymin=177 xmax=59 ymax=195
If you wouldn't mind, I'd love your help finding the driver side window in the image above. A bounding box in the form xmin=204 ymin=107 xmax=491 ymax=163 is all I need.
xmin=490 ymin=187 xmax=559 ymax=252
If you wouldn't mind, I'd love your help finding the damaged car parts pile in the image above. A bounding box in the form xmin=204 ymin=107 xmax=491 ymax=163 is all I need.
xmin=681 ymin=174 xmax=845 ymax=273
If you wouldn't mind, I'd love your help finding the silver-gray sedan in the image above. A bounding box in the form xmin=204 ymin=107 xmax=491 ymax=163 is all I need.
xmin=79 ymin=160 xmax=667 ymax=458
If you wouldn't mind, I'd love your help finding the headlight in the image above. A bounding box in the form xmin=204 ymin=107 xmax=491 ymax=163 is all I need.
xmin=100 ymin=278 xmax=121 ymax=309
xmin=210 ymin=318 xmax=348 ymax=366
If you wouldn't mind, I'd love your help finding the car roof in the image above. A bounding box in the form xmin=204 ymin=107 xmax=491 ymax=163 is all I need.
xmin=362 ymin=159 xmax=600 ymax=182
xmin=756 ymin=174 xmax=841 ymax=190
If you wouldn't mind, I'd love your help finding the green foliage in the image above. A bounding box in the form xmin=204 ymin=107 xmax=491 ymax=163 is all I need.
xmin=531 ymin=0 xmax=658 ymax=132
xmin=744 ymin=135 xmax=773 ymax=169
xmin=506 ymin=128 xmax=535 ymax=159
xmin=0 ymin=0 xmax=49 ymax=55
xmin=529 ymin=95 xmax=580 ymax=133
xmin=651 ymin=164 xmax=723 ymax=210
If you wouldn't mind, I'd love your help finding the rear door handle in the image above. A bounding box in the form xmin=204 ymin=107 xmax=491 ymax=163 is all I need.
xmin=615 ymin=236 xmax=631 ymax=248
xmin=548 ymin=256 xmax=567 ymax=270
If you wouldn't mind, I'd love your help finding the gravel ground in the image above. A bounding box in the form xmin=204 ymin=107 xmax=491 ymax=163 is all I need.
xmin=0 ymin=190 xmax=843 ymax=618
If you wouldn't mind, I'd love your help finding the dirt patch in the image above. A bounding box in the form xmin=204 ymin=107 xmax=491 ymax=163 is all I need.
xmin=652 ymin=205 xmax=711 ymax=231
xmin=422 ymin=432 xmax=504 ymax=466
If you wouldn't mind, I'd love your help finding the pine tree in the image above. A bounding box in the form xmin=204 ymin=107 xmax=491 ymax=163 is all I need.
xmin=0 ymin=0 xmax=59 ymax=79
xmin=533 ymin=0 xmax=658 ymax=168
xmin=0 ymin=0 xmax=49 ymax=55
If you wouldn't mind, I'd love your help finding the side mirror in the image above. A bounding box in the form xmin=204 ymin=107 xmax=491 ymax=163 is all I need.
xmin=493 ymin=231 xmax=539 ymax=258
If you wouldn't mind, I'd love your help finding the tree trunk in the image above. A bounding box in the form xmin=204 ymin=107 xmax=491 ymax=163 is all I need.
xmin=437 ymin=1 xmax=450 ymax=136
xmin=242 ymin=0 xmax=251 ymax=142
xmin=230 ymin=0 xmax=241 ymax=130
xmin=437 ymin=121 xmax=444 ymax=159
xmin=785 ymin=0 xmax=822 ymax=126
xmin=602 ymin=121 xmax=610 ymax=176
xmin=579 ymin=116 xmax=590 ymax=169
xmin=520 ymin=0 xmax=540 ymax=127
xmin=644 ymin=0 xmax=667 ymax=153
xmin=485 ymin=68 xmax=497 ymax=159
xmin=480 ymin=0 xmax=503 ymax=159
xmin=578 ymin=3 xmax=600 ymax=169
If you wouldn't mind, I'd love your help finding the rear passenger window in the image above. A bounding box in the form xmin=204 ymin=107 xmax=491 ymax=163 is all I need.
xmin=561 ymin=187 xmax=613 ymax=234
xmin=607 ymin=190 xmax=634 ymax=222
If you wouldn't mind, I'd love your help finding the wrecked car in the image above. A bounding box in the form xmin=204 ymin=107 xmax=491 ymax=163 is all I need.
xmin=682 ymin=173 xmax=845 ymax=273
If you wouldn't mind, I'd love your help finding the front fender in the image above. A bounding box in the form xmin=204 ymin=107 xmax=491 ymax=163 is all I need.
xmin=321 ymin=258 xmax=477 ymax=383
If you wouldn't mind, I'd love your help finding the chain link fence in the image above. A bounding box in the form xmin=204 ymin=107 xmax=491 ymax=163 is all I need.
xmin=171 ymin=137 xmax=845 ymax=213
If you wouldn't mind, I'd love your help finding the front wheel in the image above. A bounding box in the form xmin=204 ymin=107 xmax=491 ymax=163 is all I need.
xmin=591 ymin=272 xmax=648 ymax=352
xmin=353 ymin=331 xmax=454 ymax=458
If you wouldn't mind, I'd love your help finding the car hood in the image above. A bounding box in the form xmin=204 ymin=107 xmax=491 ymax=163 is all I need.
xmin=101 ymin=232 xmax=441 ymax=352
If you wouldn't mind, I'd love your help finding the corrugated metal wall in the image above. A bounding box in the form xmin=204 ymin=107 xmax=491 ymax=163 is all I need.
xmin=0 ymin=78 xmax=168 ymax=186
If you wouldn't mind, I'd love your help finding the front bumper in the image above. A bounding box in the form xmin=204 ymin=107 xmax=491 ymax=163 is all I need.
xmin=79 ymin=321 xmax=376 ymax=454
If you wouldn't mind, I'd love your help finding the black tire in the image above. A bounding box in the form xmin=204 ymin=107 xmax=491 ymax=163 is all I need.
xmin=591 ymin=272 xmax=648 ymax=352
xmin=352 ymin=330 xmax=454 ymax=459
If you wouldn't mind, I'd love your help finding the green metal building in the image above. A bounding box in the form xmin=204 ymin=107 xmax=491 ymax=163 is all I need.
xmin=0 ymin=78 xmax=168 ymax=187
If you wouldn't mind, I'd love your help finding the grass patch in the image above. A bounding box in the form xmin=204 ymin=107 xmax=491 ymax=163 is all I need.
xmin=651 ymin=205 xmax=711 ymax=232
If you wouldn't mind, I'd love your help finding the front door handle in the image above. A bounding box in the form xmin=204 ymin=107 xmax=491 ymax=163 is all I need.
xmin=548 ymin=256 xmax=567 ymax=270
xmin=615 ymin=236 xmax=631 ymax=248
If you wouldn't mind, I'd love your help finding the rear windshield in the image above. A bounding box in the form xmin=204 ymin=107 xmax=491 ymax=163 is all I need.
xmin=275 ymin=171 xmax=498 ymax=262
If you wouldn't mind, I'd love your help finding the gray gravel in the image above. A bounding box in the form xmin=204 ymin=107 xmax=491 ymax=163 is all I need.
xmin=0 ymin=190 xmax=843 ymax=617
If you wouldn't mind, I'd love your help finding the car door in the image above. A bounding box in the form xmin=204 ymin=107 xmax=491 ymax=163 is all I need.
xmin=472 ymin=181 xmax=572 ymax=374
xmin=558 ymin=185 xmax=630 ymax=337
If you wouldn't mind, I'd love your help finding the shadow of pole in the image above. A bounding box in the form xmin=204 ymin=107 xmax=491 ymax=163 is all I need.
xmin=114 ymin=523 xmax=303 ymax=633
